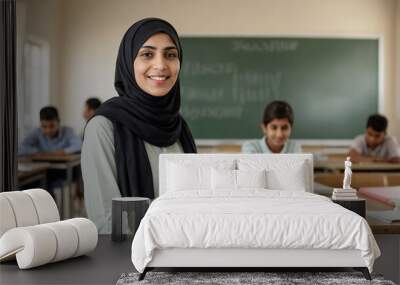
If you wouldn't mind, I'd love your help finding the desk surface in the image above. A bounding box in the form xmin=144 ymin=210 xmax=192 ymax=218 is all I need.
xmin=17 ymin=163 xmax=49 ymax=179
xmin=315 ymin=160 xmax=400 ymax=172
xmin=314 ymin=183 xmax=400 ymax=233
xmin=0 ymin=235 xmax=133 ymax=285
xmin=363 ymin=194 xmax=400 ymax=234
xmin=30 ymin=154 xmax=81 ymax=162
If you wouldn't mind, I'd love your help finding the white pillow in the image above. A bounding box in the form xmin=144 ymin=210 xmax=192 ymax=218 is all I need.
xmin=238 ymin=159 xmax=307 ymax=191
xmin=211 ymin=169 xmax=267 ymax=190
xmin=166 ymin=159 xmax=235 ymax=192
xmin=267 ymin=163 xmax=307 ymax=191
xmin=211 ymin=168 xmax=236 ymax=190
xmin=237 ymin=169 xmax=267 ymax=189
xmin=167 ymin=162 xmax=211 ymax=191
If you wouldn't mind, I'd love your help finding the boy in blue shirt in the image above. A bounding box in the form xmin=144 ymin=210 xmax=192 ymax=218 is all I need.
xmin=19 ymin=106 xmax=82 ymax=196
xmin=19 ymin=106 xmax=82 ymax=156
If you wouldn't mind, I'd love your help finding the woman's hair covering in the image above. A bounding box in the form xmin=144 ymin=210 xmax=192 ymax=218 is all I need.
xmin=92 ymin=18 xmax=196 ymax=198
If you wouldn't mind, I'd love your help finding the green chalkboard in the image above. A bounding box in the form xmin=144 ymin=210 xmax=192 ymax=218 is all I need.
xmin=179 ymin=37 xmax=379 ymax=139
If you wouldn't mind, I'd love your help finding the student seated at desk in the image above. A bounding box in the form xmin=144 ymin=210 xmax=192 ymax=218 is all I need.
xmin=348 ymin=114 xmax=400 ymax=163
xmin=242 ymin=101 xmax=301 ymax=154
xmin=19 ymin=106 xmax=82 ymax=156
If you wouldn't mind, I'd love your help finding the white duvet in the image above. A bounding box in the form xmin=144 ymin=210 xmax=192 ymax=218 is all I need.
xmin=131 ymin=190 xmax=380 ymax=273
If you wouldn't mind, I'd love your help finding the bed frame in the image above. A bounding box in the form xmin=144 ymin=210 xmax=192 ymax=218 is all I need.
xmin=140 ymin=248 xmax=370 ymax=280
xmin=138 ymin=154 xmax=372 ymax=280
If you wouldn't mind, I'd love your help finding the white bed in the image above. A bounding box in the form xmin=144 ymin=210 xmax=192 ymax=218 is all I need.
xmin=131 ymin=154 xmax=380 ymax=280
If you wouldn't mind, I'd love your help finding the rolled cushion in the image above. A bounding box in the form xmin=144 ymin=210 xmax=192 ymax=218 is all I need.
xmin=0 ymin=218 xmax=98 ymax=269
xmin=0 ymin=191 xmax=39 ymax=227
xmin=0 ymin=196 xmax=17 ymax=237
xmin=42 ymin=221 xmax=79 ymax=262
xmin=23 ymin=189 xmax=60 ymax=223
xmin=0 ymin=226 xmax=57 ymax=269
xmin=65 ymin=218 xmax=98 ymax=257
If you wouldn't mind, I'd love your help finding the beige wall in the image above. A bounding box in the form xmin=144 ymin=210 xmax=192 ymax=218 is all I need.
xmin=16 ymin=0 xmax=63 ymax=143
xmin=37 ymin=0 xmax=400 ymax=139
xmin=18 ymin=0 xmax=62 ymax=107
xmin=396 ymin=0 xmax=400 ymax=136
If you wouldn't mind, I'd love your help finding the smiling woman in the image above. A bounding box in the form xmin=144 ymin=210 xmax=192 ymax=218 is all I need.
xmin=81 ymin=18 xmax=197 ymax=234
xmin=134 ymin=33 xmax=180 ymax=97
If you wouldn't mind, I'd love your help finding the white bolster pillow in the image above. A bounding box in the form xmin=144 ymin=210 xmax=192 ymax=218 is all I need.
xmin=0 ymin=191 xmax=39 ymax=227
xmin=42 ymin=221 xmax=79 ymax=262
xmin=0 ymin=196 xmax=17 ymax=237
xmin=23 ymin=189 xmax=60 ymax=223
xmin=0 ymin=189 xmax=60 ymax=238
xmin=0 ymin=226 xmax=57 ymax=268
xmin=0 ymin=218 xmax=97 ymax=269
xmin=65 ymin=218 xmax=98 ymax=257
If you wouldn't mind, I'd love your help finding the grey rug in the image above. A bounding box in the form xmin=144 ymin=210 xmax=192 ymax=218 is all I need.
xmin=116 ymin=271 xmax=396 ymax=285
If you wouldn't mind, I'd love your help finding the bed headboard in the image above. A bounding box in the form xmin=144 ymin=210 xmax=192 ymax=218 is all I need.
xmin=159 ymin=154 xmax=314 ymax=196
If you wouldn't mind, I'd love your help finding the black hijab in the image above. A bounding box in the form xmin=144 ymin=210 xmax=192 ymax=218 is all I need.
xmin=94 ymin=18 xmax=197 ymax=199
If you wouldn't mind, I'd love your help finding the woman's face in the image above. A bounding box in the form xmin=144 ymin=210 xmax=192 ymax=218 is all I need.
xmin=133 ymin=33 xmax=180 ymax=97
xmin=261 ymin=118 xmax=292 ymax=149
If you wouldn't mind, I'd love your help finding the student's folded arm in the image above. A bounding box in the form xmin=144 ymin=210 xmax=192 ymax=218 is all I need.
xmin=81 ymin=116 xmax=121 ymax=234
xmin=348 ymin=148 xmax=375 ymax=163
xmin=18 ymin=130 xmax=40 ymax=156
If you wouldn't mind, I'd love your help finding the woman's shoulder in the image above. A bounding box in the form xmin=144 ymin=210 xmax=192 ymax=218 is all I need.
xmin=84 ymin=115 xmax=114 ymax=140
xmin=86 ymin=116 xmax=113 ymax=132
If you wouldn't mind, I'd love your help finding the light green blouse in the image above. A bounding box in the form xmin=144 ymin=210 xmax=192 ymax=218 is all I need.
xmin=81 ymin=115 xmax=183 ymax=234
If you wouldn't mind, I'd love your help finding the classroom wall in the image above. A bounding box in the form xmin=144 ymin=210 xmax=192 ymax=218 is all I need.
xmin=16 ymin=0 xmax=63 ymax=143
xmin=396 ymin=0 xmax=400 ymax=128
xmin=38 ymin=0 xmax=400 ymax=140
xmin=17 ymin=0 xmax=62 ymax=107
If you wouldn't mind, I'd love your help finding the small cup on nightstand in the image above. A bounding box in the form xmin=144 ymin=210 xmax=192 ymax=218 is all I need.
xmin=111 ymin=197 xmax=150 ymax=242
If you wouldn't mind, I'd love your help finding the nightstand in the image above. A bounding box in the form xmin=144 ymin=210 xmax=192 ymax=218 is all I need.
xmin=332 ymin=198 xmax=366 ymax=218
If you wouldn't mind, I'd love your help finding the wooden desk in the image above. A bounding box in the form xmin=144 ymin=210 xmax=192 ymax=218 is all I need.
xmin=17 ymin=162 xmax=50 ymax=189
xmin=314 ymin=172 xmax=400 ymax=189
xmin=197 ymin=145 xmax=242 ymax=153
xmin=31 ymin=154 xmax=81 ymax=162
xmin=315 ymin=160 xmax=400 ymax=173
xmin=20 ymin=154 xmax=81 ymax=219
xmin=363 ymin=194 xmax=400 ymax=235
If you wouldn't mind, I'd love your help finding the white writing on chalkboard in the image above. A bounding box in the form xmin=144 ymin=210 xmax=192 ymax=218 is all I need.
xmin=181 ymin=71 xmax=282 ymax=105
xmin=182 ymin=62 xmax=237 ymax=76
xmin=182 ymin=87 xmax=224 ymax=102
xmin=232 ymin=40 xmax=298 ymax=52
xmin=181 ymin=106 xmax=243 ymax=119
xmin=232 ymin=71 xmax=282 ymax=103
